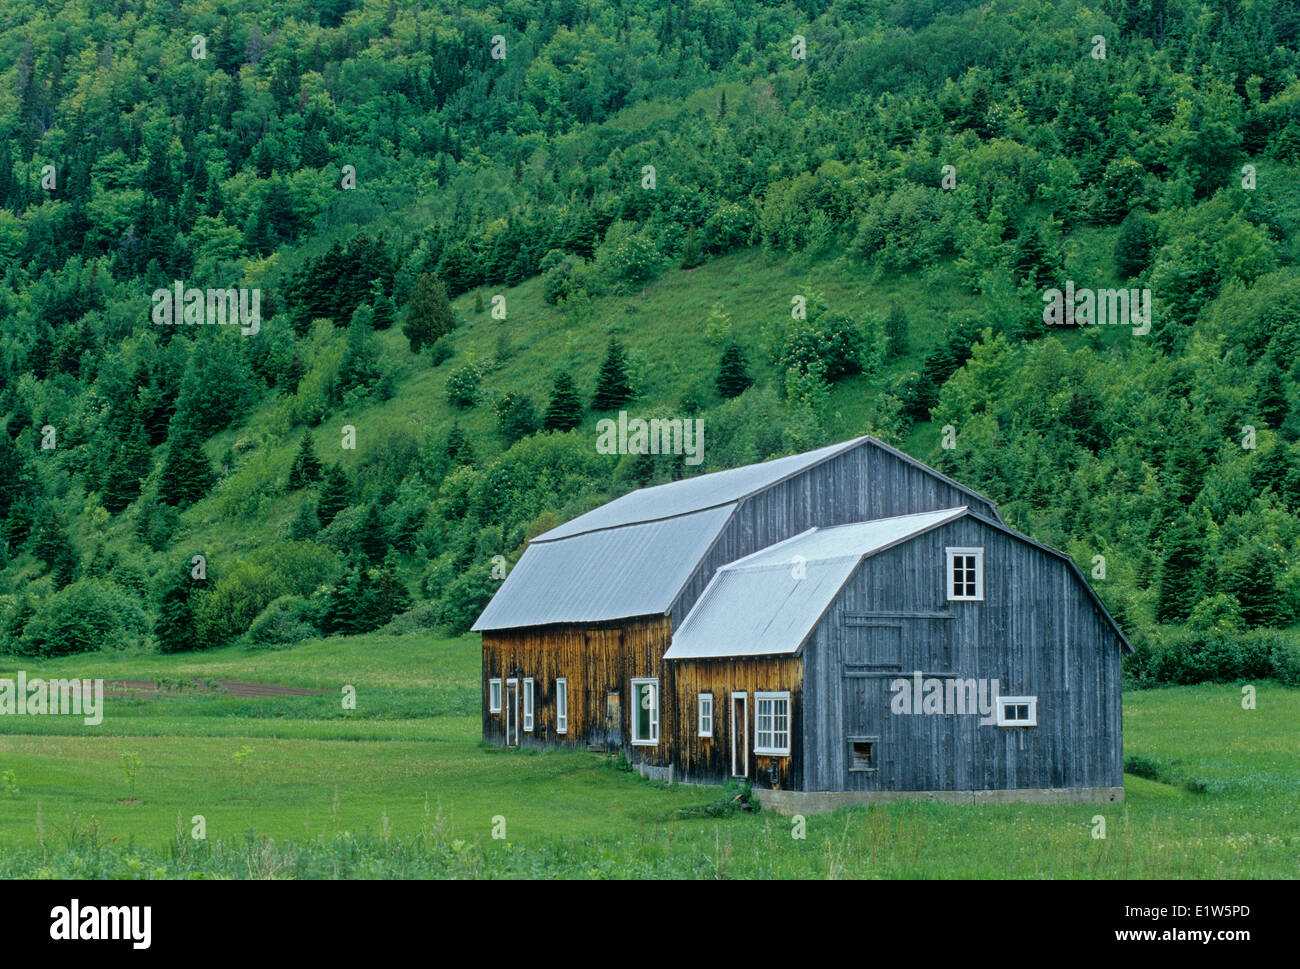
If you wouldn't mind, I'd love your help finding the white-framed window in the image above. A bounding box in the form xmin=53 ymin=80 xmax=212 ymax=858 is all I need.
xmin=754 ymin=692 xmax=791 ymax=756
xmin=946 ymin=547 xmax=984 ymax=601
xmin=556 ymin=678 xmax=568 ymax=734
xmin=698 ymin=693 xmax=713 ymax=738
xmin=523 ymin=677 xmax=534 ymax=732
xmin=631 ymin=678 xmax=659 ymax=746
xmin=996 ymin=696 xmax=1037 ymax=727
xmin=489 ymin=678 xmax=502 ymax=713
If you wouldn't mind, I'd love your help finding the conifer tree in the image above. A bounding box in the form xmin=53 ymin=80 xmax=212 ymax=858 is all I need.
xmin=317 ymin=463 xmax=351 ymax=527
xmin=289 ymin=501 xmax=320 ymax=540
xmin=288 ymin=430 xmax=323 ymax=490
xmin=592 ymin=337 xmax=635 ymax=410
xmin=338 ymin=305 xmax=380 ymax=394
xmin=159 ymin=427 xmax=215 ymax=508
xmin=715 ymin=341 xmax=753 ymax=398
xmin=1155 ymin=517 xmax=1203 ymax=624
xmin=446 ymin=423 xmax=474 ymax=467
xmin=543 ymin=372 xmax=583 ymax=431
xmin=402 ymin=272 xmax=454 ymax=353
xmin=360 ymin=504 xmax=389 ymax=564
xmin=1226 ymin=543 xmax=1284 ymax=628
xmin=103 ymin=423 xmax=152 ymax=514
xmin=32 ymin=504 xmax=78 ymax=588
xmin=155 ymin=555 xmax=209 ymax=653
xmin=371 ymin=285 xmax=395 ymax=331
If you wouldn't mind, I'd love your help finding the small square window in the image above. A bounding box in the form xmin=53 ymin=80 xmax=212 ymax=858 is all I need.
xmin=996 ymin=696 xmax=1037 ymax=727
xmin=698 ymin=693 xmax=713 ymax=738
xmin=946 ymin=547 xmax=984 ymax=601
xmin=489 ymin=678 xmax=502 ymax=714
xmin=848 ymin=737 xmax=878 ymax=772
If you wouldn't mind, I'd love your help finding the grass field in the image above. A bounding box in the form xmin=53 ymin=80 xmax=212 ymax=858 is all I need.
xmin=0 ymin=633 xmax=1296 ymax=878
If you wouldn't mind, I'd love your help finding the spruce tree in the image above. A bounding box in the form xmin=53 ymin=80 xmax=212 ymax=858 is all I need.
xmin=1226 ymin=543 xmax=1284 ymax=628
xmin=288 ymin=430 xmax=323 ymax=489
xmin=289 ymin=500 xmax=320 ymax=540
xmin=155 ymin=556 xmax=209 ymax=653
xmin=715 ymin=341 xmax=753 ymax=398
xmin=32 ymin=504 xmax=78 ymax=588
xmin=446 ymin=423 xmax=474 ymax=467
xmin=103 ymin=422 xmax=153 ymax=514
xmin=360 ymin=504 xmax=389 ymax=564
xmin=543 ymin=371 xmax=583 ymax=431
xmin=592 ymin=337 xmax=635 ymax=410
xmin=1256 ymin=357 xmax=1289 ymax=429
xmin=323 ymin=558 xmax=362 ymax=635
xmin=317 ymin=463 xmax=351 ymax=526
xmin=338 ymin=304 xmax=380 ymax=395
xmin=402 ymin=272 xmax=454 ymax=353
xmin=371 ymin=285 xmax=395 ymax=331
xmin=159 ymin=427 xmax=214 ymax=508
xmin=374 ymin=552 xmax=412 ymax=627
xmin=1154 ymin=517 xmax=1203 ymax=624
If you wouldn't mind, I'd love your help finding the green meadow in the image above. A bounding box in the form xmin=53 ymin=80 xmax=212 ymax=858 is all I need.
xmin=0 ymin=634 xmax=1295 ymax=878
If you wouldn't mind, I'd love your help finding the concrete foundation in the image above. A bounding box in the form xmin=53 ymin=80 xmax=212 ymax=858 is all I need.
xmin=755 ymin=785 xmax=1125 ymax=815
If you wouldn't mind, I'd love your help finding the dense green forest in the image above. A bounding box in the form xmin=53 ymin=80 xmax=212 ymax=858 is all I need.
xmin=1 ymin=0 xmax=1299 ymax=683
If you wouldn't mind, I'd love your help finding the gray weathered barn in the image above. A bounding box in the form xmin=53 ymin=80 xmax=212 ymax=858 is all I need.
xmin=473 ymin=435 xmax=1128 ymax=812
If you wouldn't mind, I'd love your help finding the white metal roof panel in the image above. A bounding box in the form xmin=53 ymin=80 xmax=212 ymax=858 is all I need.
xmin=471 ymin=504 xmax=734 ymax=631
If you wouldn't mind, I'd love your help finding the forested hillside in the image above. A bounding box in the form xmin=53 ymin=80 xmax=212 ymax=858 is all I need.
xmin=1 ymin=0 xmax=1299 ymax=681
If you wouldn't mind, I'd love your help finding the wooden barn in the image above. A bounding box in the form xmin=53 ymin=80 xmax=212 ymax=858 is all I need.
xmin=473 ymin=435 xmax=1129 ymax=812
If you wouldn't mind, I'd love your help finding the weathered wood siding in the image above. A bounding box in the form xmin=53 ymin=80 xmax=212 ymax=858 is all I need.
xmin=800 ymin=517 xmax=1124 ymax=792
xmin=670 ymin=442 xmax=1002 ymax=625
xmin=667 ymin=658 xmax=803 ymax=789
xmin=481 ymin=616 xmax=673 ymax=766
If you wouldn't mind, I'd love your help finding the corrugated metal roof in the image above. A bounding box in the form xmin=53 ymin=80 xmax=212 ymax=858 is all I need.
xmin=664 ymin=508 xmax=967 ymax=659
xmin=534 ymin=436 xmax=869 ymax=542
xmin=471 ymin=504 xmax=734 ymax=631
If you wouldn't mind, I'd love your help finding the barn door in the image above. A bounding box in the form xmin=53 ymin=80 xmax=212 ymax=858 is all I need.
xmin=730 ymin=692 xmax=748 ymax=778
xmin=505 ymin=679 xmax=519 ymax=747
xmin=605 ymin=691 xmax=622 ymax=749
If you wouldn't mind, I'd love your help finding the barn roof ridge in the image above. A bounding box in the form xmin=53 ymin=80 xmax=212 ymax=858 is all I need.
xmin=531 ymin=435 xmax=872 ymax=543
xmin=533 ymin=435 xmax=1004 ymax=545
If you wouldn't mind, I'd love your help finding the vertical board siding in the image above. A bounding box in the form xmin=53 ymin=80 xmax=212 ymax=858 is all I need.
xmin=667 ymin=658 xmax=803 ymax=789
xmin=801 ymin=517 xmax=1124 ymax=793
xmin=481 ymin=616 xmax=675 ymax=767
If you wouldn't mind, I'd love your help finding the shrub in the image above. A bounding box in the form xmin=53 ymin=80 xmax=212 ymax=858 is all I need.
xmin=246 ymin=595 xmax=320 ymax=648
xmin=18 ymin=579 xmax=148 ymax=656
xmin=1125 ymin=629 xmax=1299 ymax=687
xmin=428 ymin=338 xmax=454 ymax=368
xmin=192 ymin=543 xmax=338 ymax=650
xmin=436 ymin=562 xmax=499 ymax=634
xmin=445 ymin=364 xmax=481 ymax=409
